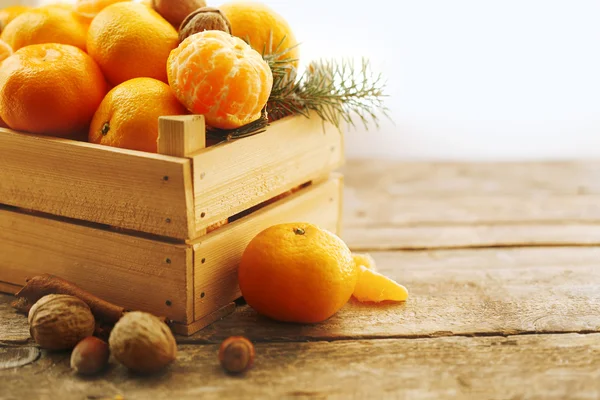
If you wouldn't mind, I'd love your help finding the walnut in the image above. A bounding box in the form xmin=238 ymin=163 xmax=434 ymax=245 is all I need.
xmin=28 ymin=294 xmax=95 ymax=350
xmin=153 ymin=0 xmax=207 ymax=28
xmin=108 ymin=311 xmax=177 ymax=374
xmin=179 ymin=7 xmax=232 ymax=43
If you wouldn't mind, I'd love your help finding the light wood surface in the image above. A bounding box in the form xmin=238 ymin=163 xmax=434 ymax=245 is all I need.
xmin=190 ymin=113 xmax=343 ymax=235
xmin=0 ymin=128 xmax=193 ymax=239
xmin=1 ymin=160 xmax=599 ymax=399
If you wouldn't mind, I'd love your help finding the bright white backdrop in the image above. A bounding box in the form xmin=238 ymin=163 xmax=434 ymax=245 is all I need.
xmin=13 ymin=0 xmax=600 ymax=160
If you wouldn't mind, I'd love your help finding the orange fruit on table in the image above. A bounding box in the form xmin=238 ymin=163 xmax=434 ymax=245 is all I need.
xmin=0 ymin=6 xmax=30 ymax=32
xmin=88 ymin=77 xmax=188 ymax=153
xmin=167 ymin=30 xmax=273 ymax=130
xmin=0 ymin=7 xmax=88 ymax=52
xmin=0 ymin=43 xmax=107 ymax=137
xmin=353 ymin=266 xmax=409 ymax=304
xmin=238 ymin=223 xmax=358 ymax=324
xmin=87 ymin=2 xmax=178 ymax=86
xmin=219 ymin=1 xmax=299 ymax=66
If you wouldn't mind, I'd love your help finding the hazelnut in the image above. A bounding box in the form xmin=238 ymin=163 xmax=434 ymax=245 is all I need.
xmin=179 ymin=7 xmax=232 ymax=42
xmin=28 ymin=294 xmax=95 ymax=350
xmin=71 ymin=336 xmax=110 ymax=375
xmin=108 ymin=311 xmax=177 ymax=374
xmin=153 ymin=0 xmax=207 ymax=28
xmin=218 ymin=336 xmax=255 ymax=374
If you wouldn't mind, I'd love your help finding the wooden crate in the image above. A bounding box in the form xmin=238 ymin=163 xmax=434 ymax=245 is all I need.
xmin=0 ymin=113 xmax=344 ymax=335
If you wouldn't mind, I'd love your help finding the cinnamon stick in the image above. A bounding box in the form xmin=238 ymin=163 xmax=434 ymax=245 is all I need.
xmin=13 ymin=274 xmax=126 ymax=324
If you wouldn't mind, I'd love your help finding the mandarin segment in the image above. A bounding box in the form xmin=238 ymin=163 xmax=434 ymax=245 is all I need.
xmin=89 ymin=77 xmax=187 ymax=153
xmin=0 ymin=43 xmax=107 ymax=137
xmin=353 ymin=266 xmax=409 ymax=304
xmin=238 ymin=223 xmax=358 ymax=324
xmin=352 ymin=253 xmax=377 ymax=271
xmin=167 ymin=30 xmax=273 ymax=129
xmin=0 ymin=6 xmax=88 ymax=51
xmin=87 ymin=2 xmax=178 ymax=85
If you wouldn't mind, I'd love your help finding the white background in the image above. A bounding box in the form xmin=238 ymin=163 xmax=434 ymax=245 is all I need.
xmin=12 ymin=0 xmax=600 ymax=160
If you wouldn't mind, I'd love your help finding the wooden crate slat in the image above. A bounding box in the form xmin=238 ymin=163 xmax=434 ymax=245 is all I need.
xmin=190 ymin=113 xmax=344 ymax=236
xmin=0 ymin=207 xmax=192 ymax=323
xmin=192 ymin=175 xmax=343 ymax=321
xmin=0 ymin=128 xmax=193 ymax=239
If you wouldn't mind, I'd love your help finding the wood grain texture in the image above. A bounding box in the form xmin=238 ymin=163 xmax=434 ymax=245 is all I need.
xmin=191 ymin=113 xmax=343 ymax=234
xmin=342 ymin=160 xmax=600 ymax=249
xmin=0 ymin=129 xmax=193 ymax=239
xmin=0 ymin=207 xmax=192 ymax=323
xmin=192 ymin=176 xmax=342 ymax=321
xmin=0 ymin=334 xmax=598 ymax=400
xmin=179 ymin=246 xmax=600 ymax=343
xmin=158 ymin=115 xmax=206 ymax=158
xmin=0 ymin=296 xmax=29 ymax=344
xmin=0 ymin=347 xmax=39 ymax=370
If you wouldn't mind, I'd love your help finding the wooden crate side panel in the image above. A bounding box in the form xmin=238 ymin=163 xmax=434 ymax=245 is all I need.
xmin=192 ymin=176 xmax=343 ymax=321
xmin=191 ymin=114 xmax=344 ymax=235
xmin=0 ymin=208 xmax=192 ymax=323
xmin=0 ymin=129 xmax=192 ymax=239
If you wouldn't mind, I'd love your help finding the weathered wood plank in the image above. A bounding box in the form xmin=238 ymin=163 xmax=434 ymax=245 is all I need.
xmin=342 ymin=160 xmax=600 ymax=196
xmin=191 ymin=113 xmax=343 ymax=235
xmin=0 ymin=207 xmax=192 ymax=324
xmin=182 ymin=246 xmax=600 ymax=343
xmin=0 ymin=128 xmax=193 ymax=239
xmin=343 ymin=223 xmax=600 ymax=251
xmin=4 ymin=246 xmax=597 ymax=344
xmin=0 ymin=334 xmax=598 ymax=400
xmin=341 ymin=161 xmax=600 ymax=249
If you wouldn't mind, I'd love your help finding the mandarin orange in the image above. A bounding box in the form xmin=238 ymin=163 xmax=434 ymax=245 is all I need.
xmin=353 ymin=266 xmax=409 ymax=303
xmin=167 ymin=30 xmax=272 ymax=129
xmin=0 ymin=43 xmax=107 ymax=137
xmin=1 ymin=7 xmax=87 ymax=51
xmin=0 ymin=40 xmax=12 ymax=63
xmin=88 ymin=77 xmax=188 ymax=153
xmin=87 ymin=2 xmax=178 ymax=86
xmin=0 ymin=6 xmax=30 ymax=32
xmin=220 ymin=1 xmax=299 ymax=66
xmin=238 ymin=223 xmax=358 ymax=324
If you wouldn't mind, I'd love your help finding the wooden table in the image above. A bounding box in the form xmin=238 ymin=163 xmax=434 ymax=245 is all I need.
xmin=1 ymin=160 xmax=599 ymax=399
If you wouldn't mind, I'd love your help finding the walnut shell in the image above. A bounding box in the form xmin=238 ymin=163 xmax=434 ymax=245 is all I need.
xmin=153 ymin=0 xmax=207 ymax=28
xmin=28 ymin=294 xmax=95 ymax=350
xmin=108 ymin=311 xmax=177 ymax=374
xmin=179 ymin=7 xmax=232 ymax=42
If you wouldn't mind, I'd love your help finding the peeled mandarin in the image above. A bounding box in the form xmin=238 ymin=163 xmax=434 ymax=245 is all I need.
xmin=353 ymin=266 xmax=408 ymax=303
xmin=167 ymin=30 xmax=272 ymax=130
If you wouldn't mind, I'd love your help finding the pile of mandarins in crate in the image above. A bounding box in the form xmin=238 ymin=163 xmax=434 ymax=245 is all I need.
xmin=0 ymin=0 xmax=292 ymax=152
